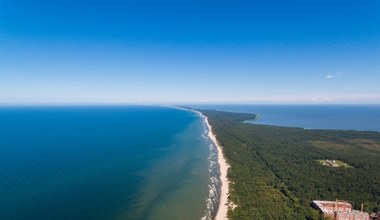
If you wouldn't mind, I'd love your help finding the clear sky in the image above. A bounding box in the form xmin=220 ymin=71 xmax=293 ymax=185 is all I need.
xmin=1 ymin=0 xmax=379 ymax=104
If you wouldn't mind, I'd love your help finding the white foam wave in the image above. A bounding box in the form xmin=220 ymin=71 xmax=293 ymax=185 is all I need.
xmin=201 ymin=134 xmax=221 ymax=220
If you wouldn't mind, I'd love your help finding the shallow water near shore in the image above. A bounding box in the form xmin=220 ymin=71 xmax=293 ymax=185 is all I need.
xmin=0 ymin=106 xmax=219 ymax=220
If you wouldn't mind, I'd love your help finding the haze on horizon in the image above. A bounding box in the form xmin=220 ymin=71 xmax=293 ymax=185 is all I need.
xmin=1 ymin=0 xmax=379 ymax=104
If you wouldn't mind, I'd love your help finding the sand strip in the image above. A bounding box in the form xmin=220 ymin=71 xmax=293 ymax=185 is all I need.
xmin=171 ymin=106 xmax=230 ymax=220
xmin=204 ymin=116 xmax=230 ymax=220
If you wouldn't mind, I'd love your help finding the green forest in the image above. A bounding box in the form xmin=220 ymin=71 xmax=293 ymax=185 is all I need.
xmin=199 ymin=110 xmax=380 ymax=220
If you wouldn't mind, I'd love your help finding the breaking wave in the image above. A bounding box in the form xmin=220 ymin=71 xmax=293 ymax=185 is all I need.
xmin=201 ymin=122 xmax=221 ymax=220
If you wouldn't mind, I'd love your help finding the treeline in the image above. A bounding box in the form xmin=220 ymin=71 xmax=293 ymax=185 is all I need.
xmin=200 ymin=110 xmax=380 ymax=220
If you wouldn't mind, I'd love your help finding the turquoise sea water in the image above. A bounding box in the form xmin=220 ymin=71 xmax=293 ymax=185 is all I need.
xmin=0 ymin=106 xmax=220 ymax=220
xmin=192 ymin=104 xmax=380 ymax=132
xmin=3 ymin=104 xmax=376 ymax=220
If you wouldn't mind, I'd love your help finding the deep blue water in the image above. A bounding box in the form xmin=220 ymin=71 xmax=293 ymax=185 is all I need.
xmin=3 ymin=104 xmax=376 ymax=220
xmin=0 ymin=106 xmax=219 ymax=220
xmin=192 ymin=105 xmax=380 ymax=132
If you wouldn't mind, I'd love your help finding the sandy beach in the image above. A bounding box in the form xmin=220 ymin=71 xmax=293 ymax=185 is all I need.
xmin=204 ymin=116 xmax=230 ymax=220
xmin=170 ymin=106 xmax=231 ymax=220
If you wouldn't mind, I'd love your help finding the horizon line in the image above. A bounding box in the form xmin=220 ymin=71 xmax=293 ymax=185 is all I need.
xmin=1 ymin=102 xmax=380 ymax=106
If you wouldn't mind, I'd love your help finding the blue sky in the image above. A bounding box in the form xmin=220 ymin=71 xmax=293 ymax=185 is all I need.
xmin=1 ymin=0 xmax=379 ymax=104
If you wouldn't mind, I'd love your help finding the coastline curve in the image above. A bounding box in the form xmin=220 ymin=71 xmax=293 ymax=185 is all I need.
xmin=171 ymin=106 xmax=230 ymax=220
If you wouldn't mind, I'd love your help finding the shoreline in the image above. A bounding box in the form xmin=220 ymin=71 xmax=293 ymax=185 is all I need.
xmin=204 ymin=116 xmax=230 ymax=220
xmin=171 ymin=106 xmax=230 ymax=220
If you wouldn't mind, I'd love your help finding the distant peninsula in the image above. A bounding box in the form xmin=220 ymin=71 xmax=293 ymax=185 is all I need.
xmin=198 ymin=109 xmax=380 ymax=220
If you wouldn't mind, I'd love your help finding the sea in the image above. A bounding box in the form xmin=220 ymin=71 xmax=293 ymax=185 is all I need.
xmin=1 ymin=105 xmax=379 ymax=220
xmin=0 ymin=106 xmax=220 ymax=220
xmin=192 ymin=104 xmax=380 ymax=132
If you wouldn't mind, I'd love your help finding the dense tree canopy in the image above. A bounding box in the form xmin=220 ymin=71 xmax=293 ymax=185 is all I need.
xmin=200 ymin=110 xmax=380 ymax=220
